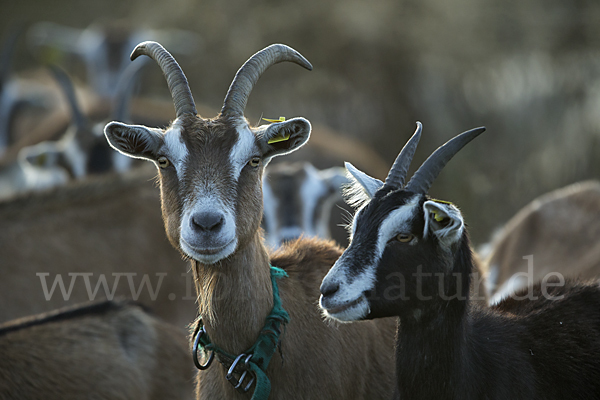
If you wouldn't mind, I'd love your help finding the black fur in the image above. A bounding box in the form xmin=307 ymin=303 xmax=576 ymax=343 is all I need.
xmin=0 ymin=299 xmax=148 ymax=337
xmin=350 ymin=189 xmax=600 ymax=399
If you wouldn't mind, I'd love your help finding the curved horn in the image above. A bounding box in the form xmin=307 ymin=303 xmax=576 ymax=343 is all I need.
xmin=112 ymin=58 xmax=149 ymax=122
xmin=384 ymin=121 xmax=422 ymax=189
xmin=130 ymin=41 xmax=197 ymax=118
xmin=49 ymin=65 xmax=86 ymax=130
xmin=405 ymin=126 xmax=486 ymax=194
xmin=221 ymin=44 xmax=312 ymax=118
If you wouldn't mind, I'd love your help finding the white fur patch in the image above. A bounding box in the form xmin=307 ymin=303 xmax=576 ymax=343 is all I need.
xmin=375 ymin=195 xmax=420 ymax=254
xmin=300 ymin=164 xmax=328 ymax=237
xmin=163 ymin=122 xmax=188 ymax=180
xmin=230 ymin=123 xmax=257 ymax=181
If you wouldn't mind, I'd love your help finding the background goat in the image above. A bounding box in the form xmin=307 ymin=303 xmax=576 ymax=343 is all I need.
xmin=262 ymin=162 xmax=349 ymax=247
xmin=105 ymin=41 xmax=396 ymax=399
xmin=320 ymin=123 xmax=600 ymax=399
xmin=0 ymin=165 xmax=194 ymax=328
xmin=0 ymin=299 xmax=194 ymax=399
xmin=482 ymin=180 xmax=600 ymax=303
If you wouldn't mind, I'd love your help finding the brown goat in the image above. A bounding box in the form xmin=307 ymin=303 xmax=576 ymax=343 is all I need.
xmin=0 ymin=300 xmax=194 ymax=399
xmin=483 ymin=180 xmax=600 ymax=303
xmin=0 ymin=164 xmax=194 ymax=328
xmin=105 ymin=42 xmax=397 ymax=399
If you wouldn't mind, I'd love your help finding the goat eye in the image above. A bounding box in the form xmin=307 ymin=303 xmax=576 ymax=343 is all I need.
xmin=248 ymin=157 xmax=260 ymax=168
xmin=157 ymin=156 xmax=170 ymax=168
xmin=396 ymin=233 xmax=414 ymax=243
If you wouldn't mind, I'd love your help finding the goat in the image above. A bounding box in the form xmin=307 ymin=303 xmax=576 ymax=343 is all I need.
xmin=0 ymin=299 xmax=194 ymax=399
xmin=262 ymin=162 xmax=350 ymax=248
xmin=0 ymin=164 xmax=193 ymax=328
xmin=320 ymin=122 xmax=600 ymax=399
xmin=28 ymin=21 xmax=199 ymax=99
xmin=483 ymin=180 xmax=600 ymax=303
xmin=104 ymin=41 xmax=396 ymax=399
xmin=0 ymin=26 xmax=54 ymax=156
xmin=0 ymin=61 xmax=144 ymax=199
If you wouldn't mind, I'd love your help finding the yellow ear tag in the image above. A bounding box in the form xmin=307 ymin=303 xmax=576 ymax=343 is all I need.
xmin=432 ymin=211 xmax=446 ymax=222
xmin=431 ymin=198 xmax=453 ymax=205
xmin=263 ymin=117 xmax=291 ymax=144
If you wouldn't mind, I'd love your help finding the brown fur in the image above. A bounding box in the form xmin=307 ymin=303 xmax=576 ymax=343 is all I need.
xmin=0 ymin=164 xmax=194 ymax=327
xmin=193 ymin=236 xmax=397 ymax=400
xmin=0 ymin=300 xmax=194 ymax=400
xmin=483 ymin=180 xmax=600 ymax=300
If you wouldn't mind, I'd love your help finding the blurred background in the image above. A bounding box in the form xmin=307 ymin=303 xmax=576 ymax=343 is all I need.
xmin=1 ymin=0 xmax=600 ymax=245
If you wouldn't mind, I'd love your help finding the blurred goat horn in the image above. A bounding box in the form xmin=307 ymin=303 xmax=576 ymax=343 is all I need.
xmin=384 ymin=122 xmax=422 ymax=189
xmin=131 ymin=41 xmax=197 ymax=118
xmin=220 ymin=44 xmax=312 ymax=119
xmin=49 ymin=65 xmax=87 ymax=130
xmin=405 ymin=126 xmax=486 ymax=194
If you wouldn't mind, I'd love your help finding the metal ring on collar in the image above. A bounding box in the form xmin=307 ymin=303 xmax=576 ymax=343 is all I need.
xmin=226 ymin=354 xmax=255 ymax=392
xmin=193 ymin=326 xmax=215 ymax=370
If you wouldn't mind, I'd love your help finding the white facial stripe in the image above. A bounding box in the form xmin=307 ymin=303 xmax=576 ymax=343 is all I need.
xmin=375 ymin=195 xmax=420 ymax=258
xmin=230 ymin=123 xmax=257 ymax=181
xmin=300 ymin=165 xmax=328 ymax=237
xmin=163 ymin=123 xmax=188 ymax=180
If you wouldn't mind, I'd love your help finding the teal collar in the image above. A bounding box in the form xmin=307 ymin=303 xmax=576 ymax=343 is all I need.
xmin=193 ymin=265 xmax=290 ymax=400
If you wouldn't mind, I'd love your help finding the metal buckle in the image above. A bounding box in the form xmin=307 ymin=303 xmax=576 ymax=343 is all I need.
xmin=192 ymin=326 xmax=214 ymax=370
xmin=226 ymin=353 xmax=255 ymax=393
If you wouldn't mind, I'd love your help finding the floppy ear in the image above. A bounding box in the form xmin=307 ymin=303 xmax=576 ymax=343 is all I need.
xmin=423 ymin=200 xmax=464 ymax=250
xmin=104 ymin=121 xmax=164 ymax=162
xmin=342 ymin=162 xmax=384 ymax=208
xmin=256 ymin=117 xmax=311 ymax=162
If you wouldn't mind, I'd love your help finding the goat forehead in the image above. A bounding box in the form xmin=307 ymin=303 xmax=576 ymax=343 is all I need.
xmin=353 ymin=193 xmax=421 ymax=251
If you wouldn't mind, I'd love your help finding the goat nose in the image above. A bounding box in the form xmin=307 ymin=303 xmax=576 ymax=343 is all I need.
xmin=191 ymin=212 xmax=224 ymax=232
xmin=320 ymin=281 xmax=340 ymax=298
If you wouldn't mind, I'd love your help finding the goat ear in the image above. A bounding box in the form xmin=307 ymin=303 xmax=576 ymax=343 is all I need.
xmin=423 ymin=200 xmax=464 ymax=249
xmin=342 ymin=162 xmax=383 ymax=208
xmin=257 ymin=117 xmax=311 ymax=161
xmin=104 ymin=121 xmax=164 ymax=162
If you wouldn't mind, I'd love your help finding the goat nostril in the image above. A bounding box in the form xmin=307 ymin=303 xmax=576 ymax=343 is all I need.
xmin=191 ymin=212 xmax=224 ymax=232
xmin=320 ymin=281 xmax=340 ymax=298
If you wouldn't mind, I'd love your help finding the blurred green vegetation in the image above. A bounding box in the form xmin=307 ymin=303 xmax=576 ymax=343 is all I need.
xmin=2 ymin=0 xmax=600 ymax=244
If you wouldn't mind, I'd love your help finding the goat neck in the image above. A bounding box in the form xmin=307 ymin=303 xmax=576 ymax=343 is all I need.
xmin=193 ymin=232 xmax=274 ymax=354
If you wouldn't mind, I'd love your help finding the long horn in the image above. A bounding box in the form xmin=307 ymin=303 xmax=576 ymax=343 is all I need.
xmin=405 ymin=126 xmax=486 ymax=194
xmin=112 ymin=58 xmax=149 ymax=122
xmin=130 ymin=41 xmax=197 ymax=118
xmin=220 ymin=44 xmax=312 ymax=118
xmin=384 ymin=121 xmax=422 ymax=188
xmin=49 ymin=65 xmax=87 ymax=130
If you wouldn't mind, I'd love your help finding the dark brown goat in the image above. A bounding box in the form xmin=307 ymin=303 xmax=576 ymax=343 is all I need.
xmin=0 ymin=300 xmax=194 ymax=399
